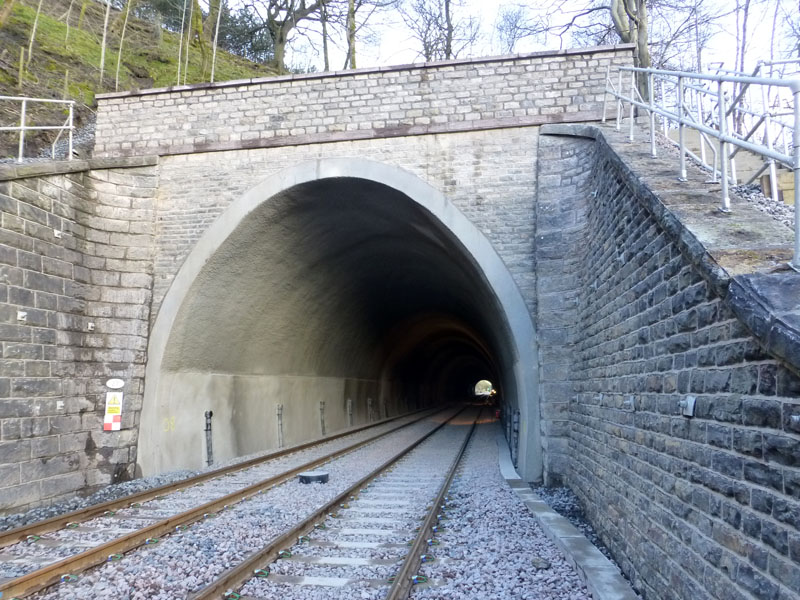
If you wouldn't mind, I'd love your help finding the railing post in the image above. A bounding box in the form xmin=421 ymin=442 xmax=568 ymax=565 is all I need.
xmin=68 ymin=102 xmax=74 ymax=160
xmin=678 ymin=76 xmax=687 ymax=181
xmin=792 ymin=89 xmax=800 ymax=270
xmin=649 ymin=72 xmax=656 ymax=158
xmin=17 ymin=98 xmax=26 ymax=162
xmin=718 ymin=81 xmax=731 ymax=212
xmin=602 ymin=65 xmax=610 ymax=124
xmin=697 ymin=89 xmax=707 ymax=167
xmin=616 ymin=70 xmax=623 ymax=131
xmin=629 ymin=70 xmax=636 ymax=142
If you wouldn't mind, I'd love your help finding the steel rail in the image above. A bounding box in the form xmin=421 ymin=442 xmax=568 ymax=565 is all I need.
xmin=188 ymin=406 xmax=472 ymax=600
xmin=385 ymin=409 xmax=480 ymax=599
xmin=0 ymin=408 xmax=434 ymax=550
xmin=0 ymin=408 xmax=444 ymax=599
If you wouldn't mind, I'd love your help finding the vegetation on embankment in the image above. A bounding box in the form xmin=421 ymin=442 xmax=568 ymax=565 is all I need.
xmin=0 ymin=0 xmax=275 ymax=158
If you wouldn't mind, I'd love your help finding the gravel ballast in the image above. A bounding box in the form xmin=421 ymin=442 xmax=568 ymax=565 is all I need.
xmin=23 ymin=412 xmax=455 ymax=600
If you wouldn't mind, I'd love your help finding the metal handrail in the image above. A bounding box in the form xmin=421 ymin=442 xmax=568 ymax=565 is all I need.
xmin=0 ymin=95 xmax=75 ymax=162
xmin=603 ymin=65 xmax=800 ymax=271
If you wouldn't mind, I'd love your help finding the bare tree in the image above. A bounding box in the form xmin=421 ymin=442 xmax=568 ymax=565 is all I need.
xmin=243 ymin=1 xmax=331 ymax=73
xmin=495 ymin=4 xmax=545 ymax=54
xmin=401 ymin=0 xmax=478 ymax=61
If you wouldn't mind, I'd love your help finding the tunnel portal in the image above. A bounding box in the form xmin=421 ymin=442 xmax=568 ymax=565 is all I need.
xmin=138 ymin=161 xmax=539 ymax=477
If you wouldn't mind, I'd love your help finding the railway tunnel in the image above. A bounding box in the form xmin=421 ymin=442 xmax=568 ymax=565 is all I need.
xmin=138 ymin=159 xmax=540 ymax=480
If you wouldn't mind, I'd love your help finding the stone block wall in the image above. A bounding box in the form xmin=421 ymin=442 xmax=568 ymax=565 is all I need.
xmin=93 ymin=45 xmax=633 ymax=159
xmin=542 ymin=127 xmax=800 ymax=600
xmin=152 ymin=129 xmax=539 ymax=327
xmin=534 ymin=132 xmax=597 ymax=485
xmin=0 ymin=159 xmax=157 ymax=513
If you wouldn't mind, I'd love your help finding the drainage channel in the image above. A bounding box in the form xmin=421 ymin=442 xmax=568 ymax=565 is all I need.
xmin=0 ymin=408 xmax=452 ymax=600
xmin=191 ymin=408 xmax=480 ymax=600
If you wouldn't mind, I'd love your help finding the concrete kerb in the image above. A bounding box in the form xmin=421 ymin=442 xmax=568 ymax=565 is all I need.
xmin=497 ymin=434 xmax=639 ymax=600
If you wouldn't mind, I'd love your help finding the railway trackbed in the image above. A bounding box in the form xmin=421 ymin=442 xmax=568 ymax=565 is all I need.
xmin=193 ymin=408 xmax=480 ymax=600
xmin=0 ymin=407 xmax=454 ymax=599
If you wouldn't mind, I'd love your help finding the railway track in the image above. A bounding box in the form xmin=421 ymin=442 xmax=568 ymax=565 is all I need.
xmin=193 ymin=408 xmax=480 ymax=600
xmin=0 ymin=407 xmax=450 ymax=599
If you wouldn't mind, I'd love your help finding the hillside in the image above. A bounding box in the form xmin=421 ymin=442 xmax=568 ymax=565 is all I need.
xmin=0 ymin=0 xmax=277 ymax=159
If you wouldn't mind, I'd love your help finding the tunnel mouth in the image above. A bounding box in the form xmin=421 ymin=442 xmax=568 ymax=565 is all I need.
xmin=140 ymin=162 xmax=539 ymax=477
xmin=163 ymin=177 xmax=509 ymax=403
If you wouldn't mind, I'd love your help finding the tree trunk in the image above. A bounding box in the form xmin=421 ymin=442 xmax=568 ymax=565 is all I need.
xmin=99 ymin=0 xmax=111 ymax=86
xmin=115 ymin=0 xmax=132 ymax=91
xmin=0 ymin=0 xmax=17 ymax=27
xmin=27 ymin=0 xmax=43 ymax=67
xmin=347 ymin=0 xmax=356 ymax=69
xmin=177 ymin=0 xmax=188 ymax=84
xmin=321 ymin=3 xmax=330 ymax=71
xmin=273 ymin=28 xmax=288 ymax=73
xmin=444 ymin=0 xmax=453 ymax=59
xmin=210 ymin=0 xmax=224 ymax=82
xmin=64 ymin=0 xmax=75 ymax=45
xmin=78 ymin=0 xmax=89 ymax=31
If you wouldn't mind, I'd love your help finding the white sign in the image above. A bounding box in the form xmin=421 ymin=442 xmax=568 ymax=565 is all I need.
xmin=103 ymin=391 xmax=123 ymax=431
xmin=106 ymin=378 xmax=125 ymax=389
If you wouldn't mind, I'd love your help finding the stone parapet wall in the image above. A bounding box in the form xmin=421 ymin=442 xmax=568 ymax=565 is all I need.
xmin=540 ymin=125 xmax=800 ymax=600
xmin=0 ymin=159 xmax=158 ymax=512
xmin=93 ymin=45 xmax=633 ymax=158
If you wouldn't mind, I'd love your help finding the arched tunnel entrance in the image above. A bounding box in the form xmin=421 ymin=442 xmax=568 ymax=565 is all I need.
xmin=139 ymin=159 xmax=540 ymax=481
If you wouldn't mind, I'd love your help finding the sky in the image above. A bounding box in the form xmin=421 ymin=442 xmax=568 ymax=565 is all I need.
xmin=272 ymin=1 xmax=799 ymax=77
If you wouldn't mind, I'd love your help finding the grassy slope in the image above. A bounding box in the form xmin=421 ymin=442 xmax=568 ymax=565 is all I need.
xmin=0 ymin=0 xmax=275 ymax=157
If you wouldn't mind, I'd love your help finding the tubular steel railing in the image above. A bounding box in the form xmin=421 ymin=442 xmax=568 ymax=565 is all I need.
xmin=603 ymin=65 xmax=800 ymax=271
xmin=0 ymin=95 xmax=75 ymax=162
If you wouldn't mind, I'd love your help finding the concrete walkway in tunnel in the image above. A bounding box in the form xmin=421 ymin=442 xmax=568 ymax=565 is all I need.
xmin=138 ymin=159 xmax=540 ymax=482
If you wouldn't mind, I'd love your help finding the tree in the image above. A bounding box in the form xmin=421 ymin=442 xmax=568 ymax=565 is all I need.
xmin=323 ymin=0 xmax=400 ymax=69
xmin=495 ymin=4 xmax=545 ymax=54
xmin=243 ymin=1 xmax=330 ymax=73
xmin=401 ymin=0 xmax=479 ymax=61
xmin=99 ymin=0 xmax=112 ymax=85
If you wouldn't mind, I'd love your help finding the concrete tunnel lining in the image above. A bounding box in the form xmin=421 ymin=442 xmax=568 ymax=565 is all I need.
xmin=139 ymin=158 xmax=540 ymax=479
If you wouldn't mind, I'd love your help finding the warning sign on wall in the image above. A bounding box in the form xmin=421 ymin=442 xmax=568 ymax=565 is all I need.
xmin=104 ymin=391 xmax=123 ymax=431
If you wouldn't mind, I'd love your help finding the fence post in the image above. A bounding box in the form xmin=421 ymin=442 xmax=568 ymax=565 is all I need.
xmin=649 ymin=72 xmax=656 ymax=158
xmin=792 ymin=89 xmax=800 ymax=270
xmin=678 ymin=76 xmax=687 ymax=181
xmin=616 ymin=70 xmax=623 ymax=131
xmin=68 ymin=102 xmax=74 ymax=160
xmin=602 ymin=65 xmax=610 ymax=123
xmin=17 ymin=98 xmax=26 ymax=162
xmin=718 ymin=81 xmax=731 ymax=212
xmin=629 ymin=70 xmax=636 ymax=142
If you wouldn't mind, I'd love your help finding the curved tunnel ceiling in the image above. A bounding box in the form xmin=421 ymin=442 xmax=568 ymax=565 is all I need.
xmin=163 ymin=177 xmax=514 ymax=401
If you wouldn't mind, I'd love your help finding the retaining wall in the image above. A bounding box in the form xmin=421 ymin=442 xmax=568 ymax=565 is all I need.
xmin=0 ymin=159 xmax=157 ymax=511
xmin=537 ymin=124 xmax=800 ymax=600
